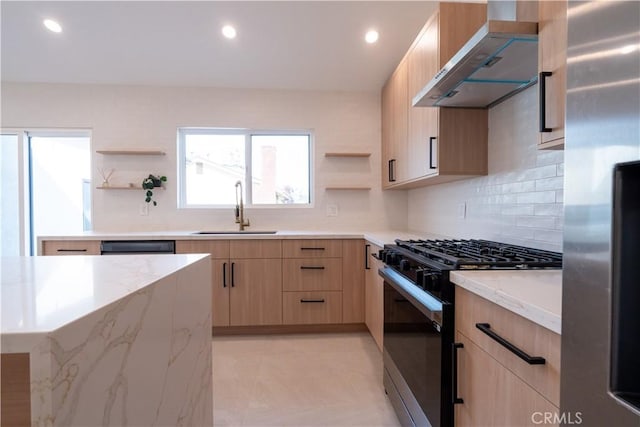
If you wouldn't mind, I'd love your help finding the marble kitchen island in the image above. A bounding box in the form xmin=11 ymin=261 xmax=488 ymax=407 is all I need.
xmin=1 ymin=254 xmax=212 ymax=427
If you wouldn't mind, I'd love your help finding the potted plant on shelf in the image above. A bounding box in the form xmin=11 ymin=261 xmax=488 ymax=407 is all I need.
xmin=142 ymin=174 xmax=167 ymax=206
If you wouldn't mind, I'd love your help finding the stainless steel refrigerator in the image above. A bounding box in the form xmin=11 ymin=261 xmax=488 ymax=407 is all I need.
xmin=562 ymin=1 xmax=640 ymax=426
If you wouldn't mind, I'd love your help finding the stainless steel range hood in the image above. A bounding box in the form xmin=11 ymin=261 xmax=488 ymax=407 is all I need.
xmin=413 ymin=19 xmax=538 ymax=109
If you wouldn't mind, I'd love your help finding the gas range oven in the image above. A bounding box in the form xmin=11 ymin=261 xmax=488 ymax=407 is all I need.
xmin=378 ymin=239 xmax=562 ymax=427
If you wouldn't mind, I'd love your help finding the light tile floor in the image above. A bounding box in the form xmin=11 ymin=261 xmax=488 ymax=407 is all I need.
xmin=212 ymin=332 xmax=401 ymax=427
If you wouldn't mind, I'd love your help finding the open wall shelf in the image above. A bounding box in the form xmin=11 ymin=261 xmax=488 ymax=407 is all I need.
xmin=324 ymin=152 xmax=371 ymax=158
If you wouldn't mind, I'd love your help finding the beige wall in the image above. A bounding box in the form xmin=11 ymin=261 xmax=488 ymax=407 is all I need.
xmin=1 ymin=82 xmax=408 ymax=232
xmin=408 ymin=85 xmax=564 ymax=252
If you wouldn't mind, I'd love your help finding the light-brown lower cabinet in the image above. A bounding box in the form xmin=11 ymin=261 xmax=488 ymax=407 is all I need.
xmin=365 ymin=242 xmax=383 ymax=351
xmin=41 ymin=240 xmax=101 ymax=255
xmin=454 ymin=286 xmax=561 ymax=427
xmin=176 ymin=239 xmax=282 ymax=327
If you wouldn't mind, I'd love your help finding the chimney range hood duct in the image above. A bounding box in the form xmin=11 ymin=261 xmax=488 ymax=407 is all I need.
xmin=413 ymin=20 xmax=538 ymax=108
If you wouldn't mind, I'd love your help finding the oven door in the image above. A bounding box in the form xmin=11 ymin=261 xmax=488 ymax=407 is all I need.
xmin=380 ymin=267 xmax=453 ymax=427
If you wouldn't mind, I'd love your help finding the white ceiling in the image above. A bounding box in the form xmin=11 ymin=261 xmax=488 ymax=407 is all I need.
xmin=1 ymin=1 xmax=440 ymax=92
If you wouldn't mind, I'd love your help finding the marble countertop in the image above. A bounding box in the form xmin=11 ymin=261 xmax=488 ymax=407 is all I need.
xmin=37 ymin=229 xmax=449 ymax=248
xmin=1 ymin=254 xmax=208 ymax=350
xmin=450 ymin=270 xmax=562 ymax=335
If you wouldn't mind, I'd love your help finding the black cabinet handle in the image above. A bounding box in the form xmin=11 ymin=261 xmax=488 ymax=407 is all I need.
xmin=231 ymin=262 xmax=235 ymax=287
xmin=301 ymin=247 xmax=325 ymax=251
xmin=389 ymin=159 xmax=396 ymax=182
xmin=57 ymin=248 xmax=87 ymax=252
xmin=475 ymin=323 xmax=546 ymax=365
xmin=300 ymin=266 xmax=325 ymax=270
xmin=429 ymin=137 xmax=437 ymax=169
xmin=539 ymin=71 xmax=552 ymax=132
xmin=365 ymin=244 xmax=371 ymax=270
xmin=223 ymin=262 xmax=227 ymax=288
xmin=300 ymin=299 xmax=325 ymax=303
xmin=452 ymin=342 xmax=464 ymax=404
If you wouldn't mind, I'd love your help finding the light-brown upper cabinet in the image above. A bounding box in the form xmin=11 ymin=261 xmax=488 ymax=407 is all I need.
xmin=382 ymin=58 xmax=409 ymax=188
xmin=383 ymin=2 xmax=489 ymax=189
xmin=538 ymin=0 xmax=567 ymax=149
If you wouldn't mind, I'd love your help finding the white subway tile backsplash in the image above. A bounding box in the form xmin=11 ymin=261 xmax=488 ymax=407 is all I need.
xmin=536 ymin=150 xmax=564 ymax=166
xmin=557 ymin=163 xmax=565 ymax=176
xmin=556 ymin=190 xmax=564 ymax=203
xmin=535 ymin=176 xmax=564 ymax=191
xmin=534 ymin=203 xmax=564 ymax=216
xmin=502 ymin=204 xmax=535 ymax=216
xmin=516 ymin=164 xmax=557 ymax=181
xmin=516 ymin=191 xmax=557 ymax=204
xmin=534 ymin=229 xmax=563 ymax=245
xmin=502 ymin=180 xmax=536 ymax=193
xmin=516 ymin=215 xmax=557 ymax=229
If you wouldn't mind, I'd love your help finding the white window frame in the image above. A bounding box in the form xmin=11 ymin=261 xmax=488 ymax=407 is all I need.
xmin=177 ymin=128 xmax=314 ymax=209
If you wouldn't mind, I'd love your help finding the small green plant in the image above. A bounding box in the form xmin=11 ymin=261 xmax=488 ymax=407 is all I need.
xmin=142 ymin=174 xmax=167 ymax=206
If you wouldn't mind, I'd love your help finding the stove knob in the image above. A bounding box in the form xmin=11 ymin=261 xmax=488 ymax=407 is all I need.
xmin=399 ymin=259 xmax=411 ymax=271
xmin=378 ymin=249 xmax=385 ymax=260
xmin=388 ymin=251 xmax=399 ymax=266
xmin=416 ymin=269 xmax=425 ymax=288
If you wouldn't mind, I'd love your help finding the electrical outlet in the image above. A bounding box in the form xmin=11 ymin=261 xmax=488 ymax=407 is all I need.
xmin=139 ymin=203 xmax=149 ymax=216
xmin=457 ymin=202 xmax=466 ymax=220
xmin=326 ymin=204 xmax=338 ymax=217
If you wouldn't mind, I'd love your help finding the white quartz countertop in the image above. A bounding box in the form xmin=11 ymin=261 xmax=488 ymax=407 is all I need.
xmin=1 ymin=254 xmax=208 ymax=349
xmin=450 ymin=270 xmax=562 ymax=335
xmin=37 ymin=229 xmax=449 ymax=248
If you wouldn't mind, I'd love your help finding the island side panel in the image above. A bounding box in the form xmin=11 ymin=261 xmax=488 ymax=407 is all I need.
xmin=29 ymin=256 xmax=212 ymax=426
xmin=0 ymin=353 xmax=31 ymax=427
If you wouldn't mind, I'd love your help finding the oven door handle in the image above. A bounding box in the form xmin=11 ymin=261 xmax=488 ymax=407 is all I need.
xmin=378 ymin=267 xmax=443 ymax=323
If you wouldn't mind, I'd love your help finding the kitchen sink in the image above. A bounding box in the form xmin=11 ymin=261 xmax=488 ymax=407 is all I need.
xmin=192 ymin=231 xmax=277 ymax=235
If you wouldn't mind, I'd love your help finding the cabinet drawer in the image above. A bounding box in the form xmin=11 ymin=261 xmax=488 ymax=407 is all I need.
xmin=41 ymin=240 xmax=101 ymax=255
xmin=230 ymin=240 xmax=281 ymax=259
xmin=455 ymin=286 xmax=561 ymax=406
xmin=283 ymin=291 xmax=342 ymax=324
xmin=282 ymin=239 xmax=342 ymax=258
xmin=175 ymin=240 xmax=230 ymax=258
xmin=282 ymin=258 xmax=342 ymax=291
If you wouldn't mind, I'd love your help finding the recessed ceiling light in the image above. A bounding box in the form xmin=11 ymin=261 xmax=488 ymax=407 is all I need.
xmin=365 ymin=30 xmax=379 ymax=44
xmin=43 ymin=19 xmax=62 ymax=33
xmin=222 ymin=25 xmax=237 ymax=39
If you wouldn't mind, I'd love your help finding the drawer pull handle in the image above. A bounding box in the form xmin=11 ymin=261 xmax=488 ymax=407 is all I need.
xmin=475 ymin=323 xmax=546 ymax=365
xmin=57 ymin=248 xmax=88 ymax=252
xmin=300 ymin=266 xmax=325 ymax=270
xmin=301 ymin=247 xmax=325 ymax=251
xmin=300 ymin=299 xmax=325 ymax=303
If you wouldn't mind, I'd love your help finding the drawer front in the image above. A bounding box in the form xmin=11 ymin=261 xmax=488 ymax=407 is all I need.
xmin=282 ymin=258 xmax=342 ymax=291
xmin=282 ymin=239 xmax=343 ymax=258
xmin=283 ymin=291 xmax=343 ymax=324
xmin=455 ymin=286 xmax=561 ymax=406
xmin=175 ymin=240 xmax=230 ymax=258
xmin=41 ymin=240 xmax=101 ymax=255
xmin=230 ymin=239 xmax=282 ymax=259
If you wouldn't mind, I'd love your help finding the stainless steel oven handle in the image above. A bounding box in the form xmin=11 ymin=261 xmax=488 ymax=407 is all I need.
xmin=379 ymin=267 xmax=443 ymax=324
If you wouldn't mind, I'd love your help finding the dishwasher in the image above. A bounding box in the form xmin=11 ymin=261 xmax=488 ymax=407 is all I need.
xmin=100 ymin=240 xmax=176 ymax=254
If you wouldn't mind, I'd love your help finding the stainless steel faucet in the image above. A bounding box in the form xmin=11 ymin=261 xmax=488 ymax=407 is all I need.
xmin=234 ymin=181 xmax=250 ymax=231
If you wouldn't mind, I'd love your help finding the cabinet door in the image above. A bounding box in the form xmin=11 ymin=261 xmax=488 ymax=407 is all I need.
xmin=538 ymin=0 xmax=567 ymax=148
xmin=381 ymin=58 xmax=408 ymax=187
xmin=342 ymin=239 xmax=365 ymax=323
xmin=211 ymin=259 xmax=230 ymax=327
xmin=229 ymin=259 xmax=282 ymax=326
xmin=455 ymin=332 xmax=559 ymax=427
xmin=365 ymin=243 xmax=383 ymax=351
xmin=407 ymin=13 xmax=440 ymax=180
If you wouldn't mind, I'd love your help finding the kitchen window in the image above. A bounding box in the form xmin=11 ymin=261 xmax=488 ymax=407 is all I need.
xmin=178 ymin=128 xmax=312 ymax=208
